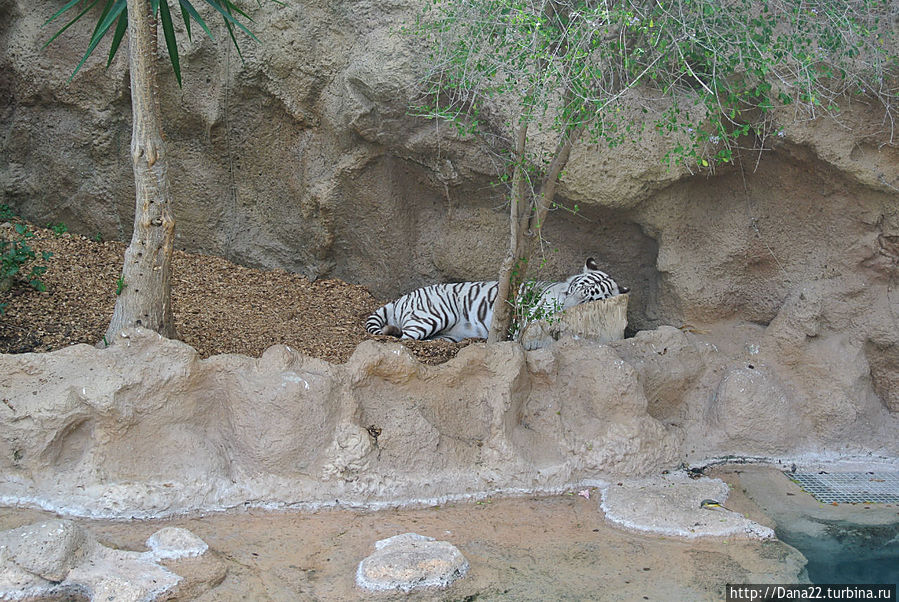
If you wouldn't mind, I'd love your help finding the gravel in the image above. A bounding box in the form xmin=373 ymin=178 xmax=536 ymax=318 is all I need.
xmin=0 ymin=222 xmax=468 ymax=364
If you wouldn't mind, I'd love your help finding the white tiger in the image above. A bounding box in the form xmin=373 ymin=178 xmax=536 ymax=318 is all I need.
xmin=366 ymin=258 xmax=629 ymax=342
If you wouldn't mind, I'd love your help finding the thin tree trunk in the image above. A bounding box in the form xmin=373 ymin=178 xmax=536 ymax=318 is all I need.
xmin=488 ymin=122 xmax=530 ymax=342
xmin=103 ymin=0 xmax=176 ymax=344
xmin=528 ymin=128 xmax=578 ymax=235
xmin=487 ymin=126 xmax=579 ymax=343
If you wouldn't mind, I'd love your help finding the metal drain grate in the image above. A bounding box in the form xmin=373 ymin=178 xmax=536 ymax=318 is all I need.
xmin=786 ymin=472 xmax=899 ymax=504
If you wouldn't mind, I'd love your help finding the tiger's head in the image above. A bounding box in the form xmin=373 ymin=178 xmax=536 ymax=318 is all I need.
xmin=562 ymin=257 xmax=629 ymax=309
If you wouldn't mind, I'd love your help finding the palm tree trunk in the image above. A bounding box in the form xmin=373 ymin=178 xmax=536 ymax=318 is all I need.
xmin=103 ymin=0 xmax=176 ymax=344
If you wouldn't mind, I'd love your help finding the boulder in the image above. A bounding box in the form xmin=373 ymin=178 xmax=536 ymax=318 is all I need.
xmin=0 ymin=519 xmax=91 ymax=582
xmin=356 ymin=533 xmax=468 ymax=593
xmin=0 ymin=520 xmax=212 ymax=601
xmin=145 ymin=527 xmax=209 ymax=561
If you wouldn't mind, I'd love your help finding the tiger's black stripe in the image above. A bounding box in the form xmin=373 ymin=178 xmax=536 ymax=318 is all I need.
xmin=366 ymin=258 xmax=627 ymax=342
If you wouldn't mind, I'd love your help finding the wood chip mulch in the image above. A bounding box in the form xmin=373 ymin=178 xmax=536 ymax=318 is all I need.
xmin=0 ymin=222 xmax=469 ymax=365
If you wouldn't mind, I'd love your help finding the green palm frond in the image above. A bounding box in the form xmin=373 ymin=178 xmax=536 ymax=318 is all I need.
xmin=43 ymin=0 xmax=280 ymax=86
xmin=69 ymin=0 xmax=126 ymax=81
xmin=42 ymin=0 xmax=101 ymax=49
xmin=106 ymin=7 xmax=128 ymax=67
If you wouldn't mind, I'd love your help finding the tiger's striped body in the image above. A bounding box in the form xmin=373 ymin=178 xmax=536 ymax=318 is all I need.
xmin=366 ymin=258 xmax=628 ymax=342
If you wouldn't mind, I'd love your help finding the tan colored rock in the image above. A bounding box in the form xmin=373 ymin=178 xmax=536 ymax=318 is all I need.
xmin=0 ymin=519 xmax=91 ymax=582
xmin=558 ymin=91 xmax=700 ymax=210
xmin=520 ymin=293 xmax=628 ymax=351
xmin=609 ymin=325 xmax=712 ymax=423
xmin=0 ymin=520 xmax=208 ymax=601
xmin=0 ymin=328 xmax=678 ymax=517
xmin=1 ymin=325 xmax=897 ymax=518
xmin=146 ymin=527 xmax=209 ymax=561
xmin=711 ymin=366 xmax=800 ymax=454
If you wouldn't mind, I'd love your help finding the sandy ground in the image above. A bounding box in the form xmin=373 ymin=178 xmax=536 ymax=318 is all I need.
xmin=0 ymin=221 xmax=468 ymax=364
xmin=0 ymin=469 xmax=809 ymax=601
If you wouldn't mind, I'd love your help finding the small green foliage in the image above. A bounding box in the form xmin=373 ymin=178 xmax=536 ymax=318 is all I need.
xmin=115 ymin=276 xmax=125 ymax=295
xmin=47 ymin=222 xmax=68 ymax=236
xmin=92 ymin=232 xmax=104 ymax=243
xmin=1 ymin=207 xmax=52 ymax=308
xmin=409 ymin=0 xmax=897 ymax=173
xmin=507 ymin=255 xmax=566 ymax=339
xmin=509 ymin=278 xmax=565 ymax=340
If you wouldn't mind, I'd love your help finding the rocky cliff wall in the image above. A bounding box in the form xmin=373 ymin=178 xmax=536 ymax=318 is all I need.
xmin=0 ymin=0 xmax=898 ymax=509
xmin=3 ymin=2 xmax=895 ymax=323
xmin=1 ymin=327 xmax=896 ymax=518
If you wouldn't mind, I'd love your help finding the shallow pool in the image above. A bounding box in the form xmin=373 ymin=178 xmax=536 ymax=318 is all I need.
xmin=776 ymin=518 xmax=899 ymax=586
xmin=729 ymin=465 xmax=899 ymax=589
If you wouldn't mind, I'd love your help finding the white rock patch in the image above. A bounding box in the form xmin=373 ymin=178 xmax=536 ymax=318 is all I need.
xmin=356 ymin=532 xmax=469 ymax=593
xmin=600 ymin=472 xmax=775 ymax=539
xmin=145 ymin=526 xmax=209 ymax=561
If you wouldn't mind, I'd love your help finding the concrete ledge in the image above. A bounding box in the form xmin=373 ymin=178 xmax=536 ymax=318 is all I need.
xmin=600 ymin=473 xmax=774 ymax=539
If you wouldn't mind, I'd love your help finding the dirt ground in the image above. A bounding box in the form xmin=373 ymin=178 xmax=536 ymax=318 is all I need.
xmin=0 ymin=469 xmax=806 ymax=601
xmin=0 ymin=220 xmax=468 ymax=364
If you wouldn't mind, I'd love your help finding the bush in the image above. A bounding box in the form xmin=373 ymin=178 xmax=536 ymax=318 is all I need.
xmin=1 ymin=206 xmax=52 ymax=314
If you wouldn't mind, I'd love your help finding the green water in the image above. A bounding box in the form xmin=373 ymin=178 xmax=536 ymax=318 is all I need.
xmin=775 ymin=519 xmax=899 ymax=587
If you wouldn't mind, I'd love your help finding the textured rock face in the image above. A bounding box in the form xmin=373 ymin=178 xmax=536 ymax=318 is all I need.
xmin=0 ymin=327 xmax=896 ymax=519
xmin=3 ymin=1 xmax=896 ymax=338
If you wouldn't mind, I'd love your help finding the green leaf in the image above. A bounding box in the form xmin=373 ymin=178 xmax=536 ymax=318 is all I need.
xmin=218 ymin=0 xmax=255 ymax=24
xmin=158 ymin=0 xmax=182 ymax=86
xmin=179 ymin=0 xmax=214 ymax=40
xmin=202 ymin=0 xmax=259 ymax=43
xmin=106 ymin=10 xmax=128 ymax=68
xmin=69 ymin=0 xmax=126 ymax=81
xmin=42 ymin=0 xmax=101 ymax=50
xmin=180 ymin=3 xmax=192 ymax=39
xmin=43 ymin=0 xmax=93 ymax=27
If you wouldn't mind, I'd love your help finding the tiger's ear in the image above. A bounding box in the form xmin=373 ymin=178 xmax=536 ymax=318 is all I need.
xmin=585 ymin=257 xmax=599 ymax=271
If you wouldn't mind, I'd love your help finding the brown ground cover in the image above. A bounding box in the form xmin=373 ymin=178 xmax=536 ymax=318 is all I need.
xmin=0 ymin=221 xmax=468 ymax=364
